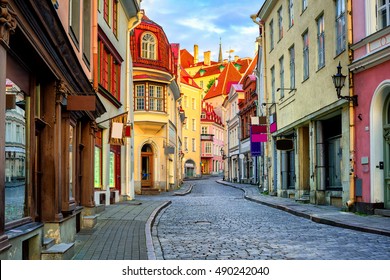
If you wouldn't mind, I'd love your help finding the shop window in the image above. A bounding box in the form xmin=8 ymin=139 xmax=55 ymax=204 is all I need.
xmin=94 ymin=129 xmax=103 ymax=188
xmin=4 ymin=80 xmax=27 ymax=223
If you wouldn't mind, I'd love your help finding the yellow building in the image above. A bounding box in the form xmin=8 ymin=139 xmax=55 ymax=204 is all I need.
xmin=180 ymin=68 xmax=203 ymax=178
xmin=130 ymin=12 xmax=182 ymax=194
xmin=255 ymin=0 xmax=352 ymax=207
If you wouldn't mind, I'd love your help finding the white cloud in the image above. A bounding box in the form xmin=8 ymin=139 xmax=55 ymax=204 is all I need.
xmin=178 ymin=16 xmax=226 ymax=34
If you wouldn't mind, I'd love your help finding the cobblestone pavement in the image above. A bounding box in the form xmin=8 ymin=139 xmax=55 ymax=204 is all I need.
xmin=147 ymin=177 xmax=390 ymax=260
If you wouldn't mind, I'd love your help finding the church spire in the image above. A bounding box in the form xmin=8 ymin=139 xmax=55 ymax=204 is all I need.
xmin=218 ymin=37 xmax=223 ymax=63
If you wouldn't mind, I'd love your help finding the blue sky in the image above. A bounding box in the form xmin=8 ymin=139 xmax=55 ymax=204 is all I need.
xmin=141 ymin=0 xmax=265 ymax=61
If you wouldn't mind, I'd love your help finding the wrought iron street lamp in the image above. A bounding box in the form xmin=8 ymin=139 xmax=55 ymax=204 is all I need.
xmin=332 ymin=62 xmax=358 ymax=106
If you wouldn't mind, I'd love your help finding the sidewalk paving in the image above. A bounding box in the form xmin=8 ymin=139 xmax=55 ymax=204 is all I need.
xmin=72 ymin=180 xmax=389 ymax=260
xmin=72 ymin=182 xmax=194 ymax=260
xmin=217 ymin=179 xmax=390 ymax=237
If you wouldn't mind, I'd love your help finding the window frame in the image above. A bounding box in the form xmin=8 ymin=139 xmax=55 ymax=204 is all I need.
xmin=377 ymin=0 xmax=390 ymax=30
xmin=289 ymin=0 xmax=294 ymax=27
xmin=302 ymin=30 xmax=310 ymax=81
xmin=141 ymin=32 xmax=157 ymax=60
xmin=289 ymin=45 xmax=295 ymax=90
xmin=317 ymin=14 xmax=325 ymax=69
xmin=278 ymin=6 xmax=284 ymax=41
xmin=335 ymin=0 xmax=346 ymax=55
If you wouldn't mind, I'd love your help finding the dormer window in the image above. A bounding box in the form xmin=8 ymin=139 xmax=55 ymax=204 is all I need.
xmin=141 ymin=32 xmax=156 ymax=60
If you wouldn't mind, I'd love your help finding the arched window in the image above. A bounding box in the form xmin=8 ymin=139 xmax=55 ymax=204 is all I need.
xmin=141 ymin=33 xmax=156 ymax=60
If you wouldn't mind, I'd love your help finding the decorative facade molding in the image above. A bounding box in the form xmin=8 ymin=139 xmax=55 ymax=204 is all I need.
xmin=0 ymin=0 xmax=17 ymax=46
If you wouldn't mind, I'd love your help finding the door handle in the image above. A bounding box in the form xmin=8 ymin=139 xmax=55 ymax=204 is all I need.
xmin=376 ymin=161 xmax=384 ymax=170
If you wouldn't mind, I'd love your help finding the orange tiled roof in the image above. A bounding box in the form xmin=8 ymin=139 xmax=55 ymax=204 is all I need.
xmin=203 ymin=62 xmax=242 ymax=100
xmin=180 ymin=67 xmax=201 ymax=89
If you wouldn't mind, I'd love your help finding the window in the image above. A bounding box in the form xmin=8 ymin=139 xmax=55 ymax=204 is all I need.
xmin=98 ymin=39 xmax=121 ymax=100
xmin=69 ymin=0 xmax=80 ymax=44
xmin=5 ymin=85 xmax=27 ymax=223
xmin=302 ymin=30 xmax=309 ymax=80
xmin=103 ymin=0 xmax=109 ymax=23
xmin=205 ymin=142 xmax=212 ymax=154
xmin=317 ymin=14 xmax=325 ymax=69
xmin=183 ymin=96 xmax=188 ymax=108
xmin=192 ymin=138 xmax=196 ymax=152
xmin=149 ymin=85 xmax=164 ymax=111
xmin=378 ymin=0 xmax=390 ymax=29
xmin=271 ymin=66 xmax=275 ymax=103
xmin=68 ymin=125 xmax=76 ymax=200
xmin=335 ymin=0 xmax=346 ymax=55
xmin=289 ymin=0 xmax=294 ymax=27
xmin=201 ymin=126 xmax=208 ymax=134
xmin=279 ymin=56 xmax=284 ymax=98
xmin=113 ymin=0 xmax=118 ymax=36
xmin=134 ymin=83 xmax=165 ymax=112
xmin=82 ymin=0 xmax=91 ymax=65
xmin=192 ymin=98 xmax=196 ymax=110
xmin=289 ymin=45 xmax=295 ymax=90
xmin=135 ymin=85 xmax=145 ymax=110
xmin=302 ymin=0 xmax=308 ymax=12
xmin=192 ymin=119 xmax=196 ymax=131
xmin=278 ymin=7 xmax=283 ymax=40
xmin=184 ymin=137 xmax=188 ymax=151
xmin=94 ymin=130 xmax=103 ymax=188
xmin=141 ymin=33 xmax=156 ymax=60
xmin=269 ymin=20 xmax=274 ymax=50
xmin=109 ymin=151 xmax=115 ymax=188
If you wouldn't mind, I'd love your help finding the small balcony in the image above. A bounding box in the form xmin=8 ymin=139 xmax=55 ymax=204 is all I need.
xmin=200 ymin=134 xmax=214 ymax=141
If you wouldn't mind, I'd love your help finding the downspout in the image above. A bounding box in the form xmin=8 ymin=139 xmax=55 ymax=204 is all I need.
xmin=346 ymin=0 xmax=355 ymax=208
xmin=125 ymin=11 xmax=143 ymax=200
xmin=251 ymin=15 xmax=269 ymax=191
xmin=92 ymin=0 xmax=98 ymax=91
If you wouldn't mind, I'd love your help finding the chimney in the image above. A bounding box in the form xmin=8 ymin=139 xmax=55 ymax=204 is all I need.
xmin=194 ymin=44 xmax=199 ymax=64
xmin=204 ymin=51 xmax=211 ymax=66
xmin=234 ymin=55 xmax=239 ymax=62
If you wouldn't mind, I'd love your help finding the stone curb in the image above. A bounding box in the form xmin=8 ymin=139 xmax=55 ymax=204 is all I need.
xmin=174 ymin=184 xmax=194 ymax=196
xmin=217 ymin=180 xmax=390 ymax=237
xmin=145 ymin=201 xmax=172 ymax=260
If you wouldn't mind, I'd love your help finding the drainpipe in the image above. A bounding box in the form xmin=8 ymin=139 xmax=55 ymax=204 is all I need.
xmin=346 ymin=0 xmax=355 ymax=209
xmin=124 ymin=11 xmax=143 ymax=199
xmin=251 ymin=14 xmax=269 ymax=191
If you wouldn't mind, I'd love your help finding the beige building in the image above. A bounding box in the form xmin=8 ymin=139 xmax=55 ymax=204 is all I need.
xmin=94 ymin=0 xmax=142 ymax=205
xmin=130 ymin=12 xmax=182 ymax=194
xmin=180 ymin=68 xmax=203 ymax=178
xmin=255 ymin=0 xmax=352 ymax=207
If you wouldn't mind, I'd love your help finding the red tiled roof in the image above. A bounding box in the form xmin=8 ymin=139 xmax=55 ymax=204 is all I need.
xmin=180 ymin=49 xmax=194 ymax=68
xmin=180 ymin=67 xmax=201 ymax=89
xmin=203 ymin=62 xmax=242 ymax=100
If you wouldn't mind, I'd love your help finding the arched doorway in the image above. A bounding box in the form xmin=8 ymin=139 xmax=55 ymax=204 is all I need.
xmin=184 ymin=159 xmax=195 ymax=177
xmin=141 ymin=144 xmax=153 ymax=187
xmin=384 ymin=95 xmax=390 ymax=208
xmin=371 ymin=81 xmax=390 ymax=209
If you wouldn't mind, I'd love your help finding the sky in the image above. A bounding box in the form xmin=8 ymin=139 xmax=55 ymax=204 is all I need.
xmin=141 ymin=0 xmax=265 ymax=61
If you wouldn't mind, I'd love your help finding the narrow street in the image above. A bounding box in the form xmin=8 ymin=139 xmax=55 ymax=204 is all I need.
xmin=147 ymin=177 xmax=390 ymax=260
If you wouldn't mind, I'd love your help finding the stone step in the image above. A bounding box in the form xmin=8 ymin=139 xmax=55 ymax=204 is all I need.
xmin=374 ymin=209 xmax=390 ymax=217
xmin=41 ymin=243 xmax=75 ymax=260
xmin=42 ymin=237 xmax=55 ymax=250
xmin=296 ymin=195 xmax=310 ymax=204
xmin=96 ymin=204 xmax=105 ymax=214
xmin=83 ymin=215 xmax=98 ymax=229
xmin=141 ymin=188 xmax=160 ymax=195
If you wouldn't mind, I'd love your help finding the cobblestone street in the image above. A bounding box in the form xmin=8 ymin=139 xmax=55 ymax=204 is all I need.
xmin=147 ymin=177 xmax=390 ymax=260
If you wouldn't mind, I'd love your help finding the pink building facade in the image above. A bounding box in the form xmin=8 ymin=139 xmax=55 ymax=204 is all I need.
xmin=200 ymin=102 xmax=224 ymax=175
xmin=350 ymin=0 xmax=390 ymax=213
